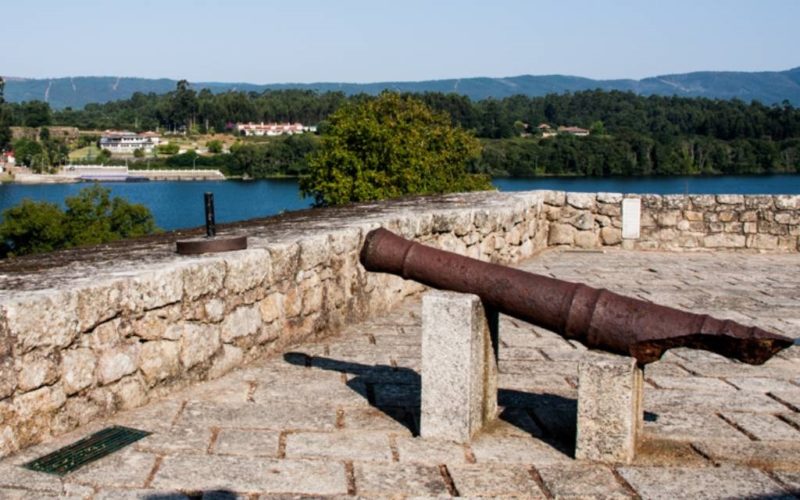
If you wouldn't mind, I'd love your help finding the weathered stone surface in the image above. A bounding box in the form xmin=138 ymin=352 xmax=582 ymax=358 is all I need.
xmin=574 ymin=230 xmax=599 ymax=248
xmin=223 ymin=248 xmax=271 ymax=293
xmin=566 ymin=193 xmax=596 ymax=210
xmin=703 ymin=233 xmax=746 ymax=248
xmin=285 ymin=431 xmax=393 ymax=462
xmin=138 ymin=341 xmax=180 ymax=385
xmin=97 ymin=345 xmax=140 ymax=385
xmin=420 ymin=291 xmax=497 ymax=442
xmin=151 ymin=455 xmax=347 ymax=495
xmin=61 ymin=348 xmax=97 ymax=395
xmin=601 ymin=226 xmax=622 ymax=245
xmin=548 ymin=223 xmax=576 ymax=245
xmin=258 ymin=293 xmax=283 ymax=324
xmin=203 ymin=298 xmax=225 ymax=323
xmin=208 ymin=344 xmax=243 ymax=379
xmin=6 ymin=291 xmax=80 ymax=354
xmin=179 ymin=323 xmax=221 ymax=369
xmin=354 ymin=463 xmax=449 ymax=497
xmin=126 ymin=266 xmax=184 ymax=309
xmin=68 ymin=448 xmax=156 ymax=489
xmin=133 ymin=305 xmax=181 ymax=340
xmin=539 ymin=463 xmax=632 ymax=499
xmin=181 ymin=259 xmax=226 ymax=300
xmin=221 ymin=305 xmax=261 ymax=343
xmin=576 ymin=352 xmax=643 ymax=464
xmin=213 ymin=428 xmax=280 ymax=457
xmin=449 ymin=464 xmax=546 ymax=498
xmin=620 ymin=466 xmax=788 ymax=499
xmin=16 ymin=351 xmax=59 ymax=392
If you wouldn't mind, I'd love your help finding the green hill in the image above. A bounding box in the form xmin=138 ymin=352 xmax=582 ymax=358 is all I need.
xmin=3 ymin=67 xmax=800 ymax=109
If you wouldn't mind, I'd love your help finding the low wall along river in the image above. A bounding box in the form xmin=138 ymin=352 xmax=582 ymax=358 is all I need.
xmin=0 ymin=190 xmax=799 ymax=457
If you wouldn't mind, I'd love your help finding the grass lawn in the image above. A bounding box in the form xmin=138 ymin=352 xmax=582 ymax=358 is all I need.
xmin=69 ymin=145 xmax=101 ymax=161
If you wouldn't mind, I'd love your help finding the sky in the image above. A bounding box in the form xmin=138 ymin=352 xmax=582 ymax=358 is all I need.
xmin=2 ymin=0 xmax=799 ymax=84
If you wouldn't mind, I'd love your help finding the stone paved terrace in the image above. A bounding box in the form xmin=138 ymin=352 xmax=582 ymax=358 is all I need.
xmin=1 ymin=249 xmax=799 ymax=499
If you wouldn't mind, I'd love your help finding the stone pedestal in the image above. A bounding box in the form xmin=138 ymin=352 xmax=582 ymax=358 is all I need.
xmin=575 ymin=351 xmax=643 ymax=463
xmin=420 ymin=291 xmax=498 ymax=442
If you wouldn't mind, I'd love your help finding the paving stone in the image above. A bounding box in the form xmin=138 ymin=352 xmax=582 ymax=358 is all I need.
xmin=373 ymin=383 xmax=420 ymax=407
xmin=692 ymin=440 xmax=800 ymax=470
xmin=213 ymin=429 xmax=280 ymax=457
xmin=151 ymin=455 xmax=347 ymax=495
xmin=448 ymin=464 xmax=545 ymax=498
xmin=0 ymin=462 xmax=64 ymax=493
xmin=646 ymin=375 xmax=736 ymax=392
xmin=775 ymin=472 xmax=800 ymax=494
xmin=538 ymin=463 xmax=633 ymax=499
xmin=644 ymin=389 xmax=787 ymax=413
xmin=353 ymin=463 xmax=448 ymax=497
xmin=179 ymin=401 xmax=338 ymax=431
xmin=724 ymin=376 xmax=800 ymax=393
xmin=0 ymin=488 xmax=87 ymax=500
xmin=395 ymin=436 xmax=468 ymax=464
xmin=134 ymin=425 xmax=212 ymax=455
xmin=771 ymin=389 xmax=800 ymax=411
xmin=618 ymin=466 xmax=790 ymax=500
xmin=498 ymin=373 xmax=574 ymax=393
xmin=250 ymin=372 xmax=367 ymax=407
xmin=342 ymin=407 xmax=414 ymax=436
xmin=720 ymin=413 xmax=800 ymax=441
xmin=285 ymin=431 xmax=393 ymax=462
xmin=643 ymin=412 xmax=748 ymax=442
xmin=68 ymin=448 xmax=157 ymax=489
xmin=91 ymin=490 xmax=190 ymax=500
xmin=469 ymin=435 xmax=570 ymax=465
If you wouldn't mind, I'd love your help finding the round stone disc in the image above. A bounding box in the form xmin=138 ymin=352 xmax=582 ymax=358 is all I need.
xmin=176 ymin=235 xmax=248 ymax=255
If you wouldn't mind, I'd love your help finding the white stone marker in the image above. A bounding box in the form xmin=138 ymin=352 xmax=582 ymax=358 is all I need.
xmin=575 ymin=351 xmax=643 ymax=464
xmin=622 ymin=198 xmax=641 ymax=239
xmin=421 ymin=290 xmax=498 ymax=442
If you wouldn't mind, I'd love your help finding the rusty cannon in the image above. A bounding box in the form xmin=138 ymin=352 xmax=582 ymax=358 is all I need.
xmin=359 ymin=228 xmax=792 ymax=365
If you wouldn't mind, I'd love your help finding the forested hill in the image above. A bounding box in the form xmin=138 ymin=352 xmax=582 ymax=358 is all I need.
xmin=4 ymin=67 xmax=800 ymax=109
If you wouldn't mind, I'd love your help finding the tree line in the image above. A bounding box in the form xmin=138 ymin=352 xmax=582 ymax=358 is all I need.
xmin=2 ymin=81 xmax=800 ymax=177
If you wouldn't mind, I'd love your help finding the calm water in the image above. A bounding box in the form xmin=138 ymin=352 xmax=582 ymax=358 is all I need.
xmin=1 ymin=175 xmax=799 ymax=231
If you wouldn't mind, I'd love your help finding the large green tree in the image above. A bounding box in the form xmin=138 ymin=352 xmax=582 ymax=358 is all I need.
xmin=0 ymin=77 xmax=11 ymax=151
xmin=300 ymin=92 xmax=490 ymax=206
xmin=0 ymin=185 xmax=158 ymax=257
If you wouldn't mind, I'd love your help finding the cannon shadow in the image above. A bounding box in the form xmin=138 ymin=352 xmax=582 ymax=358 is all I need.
xmin=283 ymin=352 xmax=582 ymax=455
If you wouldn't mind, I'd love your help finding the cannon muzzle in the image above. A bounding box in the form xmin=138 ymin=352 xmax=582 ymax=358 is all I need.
xmin=360 ymin=228 xmax=792 ymax=365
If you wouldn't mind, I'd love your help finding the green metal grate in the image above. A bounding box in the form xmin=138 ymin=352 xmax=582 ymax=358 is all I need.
xmin=24 ymin=426 xmax=151 ymax=476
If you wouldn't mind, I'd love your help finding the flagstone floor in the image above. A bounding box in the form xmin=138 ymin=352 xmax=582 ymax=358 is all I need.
xmin=1 ymin=249 xmax=799 ymax=499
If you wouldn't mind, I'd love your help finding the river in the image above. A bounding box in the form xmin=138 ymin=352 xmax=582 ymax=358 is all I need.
xmin=1 ymin=175 xmax=799 ymax=231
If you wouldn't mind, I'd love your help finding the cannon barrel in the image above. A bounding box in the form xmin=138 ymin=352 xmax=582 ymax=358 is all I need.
xmin=359 ymin=228 xmax=792 ymax=365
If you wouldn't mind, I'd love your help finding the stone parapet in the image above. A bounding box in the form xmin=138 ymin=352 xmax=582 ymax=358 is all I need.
xmin=0 ymin=189 xmax=798 ymax=457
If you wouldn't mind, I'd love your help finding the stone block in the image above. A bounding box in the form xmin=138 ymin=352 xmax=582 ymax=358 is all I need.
xmin=574 ymin=230 xmax=599 ymax=249
xmin=566 ymin=193 xmax=596 ymax=210
xmin=220 ymin=304 xmax=261 ymax=343
xmin=16 ymin=351 xmax=59 ymax=392
xmin=548 ymin=223 xmax=576 ymax=246
xmin=138 ymin=340 xmax=180 ymax=385
xmin=97 ymin=344 xmax=140 ymax=385
xmin=703 ymin=233 xmax=745 ymax=248
xmin=420 ymin=291 xmax=498 ymax=442
xmin=179 ymin=323 xmax=221 ymax=369
xmin=61 ymin=348 xmax=97 ymax=395
xmin=575 ymin=351 xmax=643 ymax=464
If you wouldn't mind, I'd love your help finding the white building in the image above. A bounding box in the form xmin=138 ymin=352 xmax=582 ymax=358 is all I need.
xmin=236 ymin=122 xmax=316 ymax=137
xmin=99 ymin=131 xmax=162 ymax=154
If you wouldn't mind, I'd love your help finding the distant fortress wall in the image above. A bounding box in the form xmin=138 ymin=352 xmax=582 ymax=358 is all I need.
xmin=0 ymin=190 xmax=798 ymax=457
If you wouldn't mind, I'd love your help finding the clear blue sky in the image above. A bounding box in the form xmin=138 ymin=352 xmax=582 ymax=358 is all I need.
xmin=2 ymin=0 xmax=798 ymax=83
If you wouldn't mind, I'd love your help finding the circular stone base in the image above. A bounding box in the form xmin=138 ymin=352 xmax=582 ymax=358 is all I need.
xmin=176 ymin=235 xmax=248 ymax=255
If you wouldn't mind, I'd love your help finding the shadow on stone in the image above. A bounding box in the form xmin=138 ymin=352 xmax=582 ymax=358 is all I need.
xmin=499 ymin=389 xmax=578 ymax=455
xmin=284 ymin=352 xmax=421 ymax=435
xmin=145 ymin=489 xmax=240 ymax=500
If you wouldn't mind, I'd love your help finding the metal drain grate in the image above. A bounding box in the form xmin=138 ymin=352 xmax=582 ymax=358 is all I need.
xmin=24 ymin=426 xmax=151 ymax=476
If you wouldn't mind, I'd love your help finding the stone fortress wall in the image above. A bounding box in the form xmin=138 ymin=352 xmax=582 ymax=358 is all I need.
xmin=0 ymin=190 xmax=798 ymax=457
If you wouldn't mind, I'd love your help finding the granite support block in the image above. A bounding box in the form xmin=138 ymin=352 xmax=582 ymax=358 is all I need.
xmin=575 ymin=351 xmax=643 ymax=464
xmin=420 ymin=291 xmax=498 ymax=442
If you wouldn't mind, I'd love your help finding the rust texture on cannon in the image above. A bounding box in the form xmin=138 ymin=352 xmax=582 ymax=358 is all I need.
xmin=359 ymin=228 xmax=792 ymax=365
